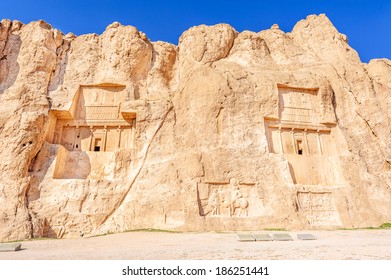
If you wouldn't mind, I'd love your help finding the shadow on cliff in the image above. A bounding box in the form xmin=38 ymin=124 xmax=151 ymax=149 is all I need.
xmin=0 ymin=33 xmax=21 ymax=95
xmin=48 ymin=46 xmax=69 ymax=92
xmin=288 ymin=162 xmax=297 ymax=184
xmin=27 ymin=142 xmax=58 ymax=202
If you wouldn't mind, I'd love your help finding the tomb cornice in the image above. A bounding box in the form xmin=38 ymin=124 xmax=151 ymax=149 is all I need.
xmin=60 ymin=119 xmax=132 ymax=126
xmin=266 ymin=121 xmax=332 ymax=132
xmin=276 ymin=83 xmax=319 ymax=93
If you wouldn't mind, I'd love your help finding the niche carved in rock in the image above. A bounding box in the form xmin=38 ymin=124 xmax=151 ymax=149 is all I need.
xmin=47 ymin=84 xmax=136 ymax=179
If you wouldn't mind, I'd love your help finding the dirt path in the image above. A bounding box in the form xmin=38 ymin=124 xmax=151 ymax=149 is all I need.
xmin=1 ymin=230 xmax=391 ymax=260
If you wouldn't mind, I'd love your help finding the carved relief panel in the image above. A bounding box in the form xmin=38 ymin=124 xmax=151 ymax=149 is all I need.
xmin=278 ymin=86 xmax=319 ymax=124
xmin=198 ymin=179 xmax=264 ymax=217
xmin=74 ymin=85 xmax=126 ymax=120
xmin=297 ymin=192 xmax=341 ymax=227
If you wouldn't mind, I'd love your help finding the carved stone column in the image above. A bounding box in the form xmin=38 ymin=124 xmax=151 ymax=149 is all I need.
xmin=103 ymin=126 xmax=108 ymax=152
xmin=316 ymin=131 xmax=323 ymax=155
xmin=304 ymin=130 xmax=310 ymax=155
xmin=278 ymin=129 xmax=283 ymax=154
xmin=291 ymin=129 xmax=296 ymax=154
xmin=117 ymin=126 xmax=122 ymax=149
xmin=89 ymin=126 xmax=94 ymax=151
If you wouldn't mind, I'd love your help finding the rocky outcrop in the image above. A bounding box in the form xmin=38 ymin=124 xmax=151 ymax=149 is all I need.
xmin=0 ymin=14 xmax=390 ymax=242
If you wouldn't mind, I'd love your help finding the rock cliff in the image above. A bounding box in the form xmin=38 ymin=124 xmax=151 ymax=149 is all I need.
xmin=0 ymin=14 xmax=390 ymax=241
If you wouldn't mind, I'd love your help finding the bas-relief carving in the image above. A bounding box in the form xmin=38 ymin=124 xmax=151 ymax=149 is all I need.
xmin=297 ymin=192 xmax=341 ymax=226
xmin=279 ymin=87 xmax=319 ymax=124
xmin=198 ymin=178 xmax=264 ymax=218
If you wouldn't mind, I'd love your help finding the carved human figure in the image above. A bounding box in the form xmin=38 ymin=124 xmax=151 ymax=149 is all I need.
xmin=80 ymin=215 xmax=93 ymax=236
xmin=299 ymin=193 xmax=311 ymax=210
xmin=305 ymin=212 xmax=313 ymax=225
xmin=233 ymin=197 xmax=249 ymax=217
xmin=301 ymin=93 xmax=309 ymax=108
xmin=56 ymin=214 xmax=68 ymax=238
xmin=225 ymin=178 xmax=249 ymax=217
xmin=208 ymin=189 xmax=220 ymax=216
xmin=284 ymin=94 xmax=292 ymax=107
xmin=313 ymin=195 xmax=326 ymax=210
xmin=92 ymin=91 xmax=99 ymax=103
xmin=230 ymin=179 xmax=240 ymax=213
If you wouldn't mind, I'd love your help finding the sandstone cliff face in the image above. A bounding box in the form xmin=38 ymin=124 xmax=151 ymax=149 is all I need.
xmin=0 ymin=14 xmax=390 ymax=241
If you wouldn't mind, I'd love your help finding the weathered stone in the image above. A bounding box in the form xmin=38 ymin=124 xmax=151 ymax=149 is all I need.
xmin=272 ymin=234 xmax=293 ymax=241
xmin=0 ymin=14 xmax=390 ymax=242
xmin=236 ymin=234 xmax=255 ymax=242
xmin=253 ymin=233 xmax=273 ymax=241
xmin=0 ymin=243 xmax=21 ymax=252
xmin=297 ymin=234 xmax=317 ymax=240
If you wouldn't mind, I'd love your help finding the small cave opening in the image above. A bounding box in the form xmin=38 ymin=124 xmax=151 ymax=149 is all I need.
xmin=94 ymin=138 xmax=102 ymax=152
xmin=296 ymin=139 xmax=303 ymax=155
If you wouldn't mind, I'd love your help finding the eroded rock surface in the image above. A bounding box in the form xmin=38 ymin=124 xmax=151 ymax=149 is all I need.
xmin=0 ymin=14 xmax=390 ymax=241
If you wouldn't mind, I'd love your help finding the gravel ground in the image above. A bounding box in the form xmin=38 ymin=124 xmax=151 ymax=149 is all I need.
xmin=1 ymin=230 xmax=391 ymax=260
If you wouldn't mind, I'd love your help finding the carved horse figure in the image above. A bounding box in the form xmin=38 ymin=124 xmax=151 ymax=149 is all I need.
xmin=222 ymin=190 xmax=249 ymax=217
xmin=231 ymin=197 xmax=249 ymax=217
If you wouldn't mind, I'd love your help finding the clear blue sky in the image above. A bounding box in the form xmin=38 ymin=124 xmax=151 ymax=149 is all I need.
xmin=1 ymin=0 xmax=390 ymax=63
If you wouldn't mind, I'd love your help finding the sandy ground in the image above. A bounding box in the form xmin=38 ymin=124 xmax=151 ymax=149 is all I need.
xmin=1 ymin=230 xmax=391 ymax=260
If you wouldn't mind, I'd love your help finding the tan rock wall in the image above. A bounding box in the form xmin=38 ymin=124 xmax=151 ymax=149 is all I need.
xmin=0 ymin=14 xmax=390 ymax=241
